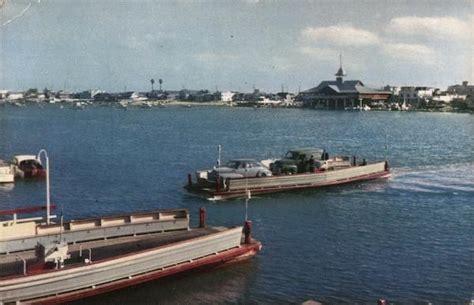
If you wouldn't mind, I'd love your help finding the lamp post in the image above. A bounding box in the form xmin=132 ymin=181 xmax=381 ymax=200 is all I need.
xmin=37 ymin=149 xmax=51 ymax=224
xmin=217 ymin=145 xmax=221 ymax=168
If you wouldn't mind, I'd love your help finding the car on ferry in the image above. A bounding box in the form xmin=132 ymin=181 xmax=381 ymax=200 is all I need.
xmin=209 ymin=159 xmax=272 ymax=180
xmin=270 ymin=147 xmax=328 ymax=174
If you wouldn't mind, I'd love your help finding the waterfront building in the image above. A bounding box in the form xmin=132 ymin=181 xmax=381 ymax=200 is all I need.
xmin=299 ymin=60 xmax=391 ymax=109
xmin=6 ymin=92 xmax=24 ymax=100
xmin=221 ymin=91 xmax=236 ymax=102
xmin=399 ymin=86 xmax=436 ymax=105
xmin=0 ymin=90 xmax=8 ymax=99
xmin=383 ymin=85 xmax=401 ymax=96
xmin=447 ymin=81 xmax=474 ymax=96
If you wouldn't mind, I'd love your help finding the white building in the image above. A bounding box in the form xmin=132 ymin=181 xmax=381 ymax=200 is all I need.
xmin=399 ymin=86 xmax=436 ymax=104
xmin=7 ymin=92 xmax=24 ymax=100
xmin=383 ymin=85 xmax=401 ymax=96
xmin=0 ymin=90 xmax=8 ymax=99
xmin=432 ymin=93 xmax=467 ymax=103
xmin=221 ymin=91 xmax=236 ymax=102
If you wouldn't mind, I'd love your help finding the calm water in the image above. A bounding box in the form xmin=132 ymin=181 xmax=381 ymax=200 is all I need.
xmin=0 ymin=105 xmax=473 ymax=304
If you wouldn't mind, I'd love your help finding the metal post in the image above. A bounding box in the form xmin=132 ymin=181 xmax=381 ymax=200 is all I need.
xmin=243 ymin=220 xmax=252 ymax=244
xmin=199 ymin=207 xmax=206 ymax=228
xmin=37 ymin=149 xmax=50 ymax=225
xmin=16 ymin=255 xmax=26 ymax=275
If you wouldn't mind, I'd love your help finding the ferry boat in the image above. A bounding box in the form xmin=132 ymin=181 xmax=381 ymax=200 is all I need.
xmin=186 ymin=147 xmax=390 ymax=200
xmin=0 ymin=206 xmax=261 ymax=304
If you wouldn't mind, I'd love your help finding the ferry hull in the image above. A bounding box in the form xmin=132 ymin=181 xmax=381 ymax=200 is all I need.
xmin=187 ymin=161 xmax=390 ymax=200
xmin=18 ymin=242 xmax=261 ymax=305
xmin=0 ymin=227 xmax=261 ymax=304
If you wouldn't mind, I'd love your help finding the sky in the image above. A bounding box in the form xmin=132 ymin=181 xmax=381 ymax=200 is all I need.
xmin=0 ymin=0 xmax=472 ymax=93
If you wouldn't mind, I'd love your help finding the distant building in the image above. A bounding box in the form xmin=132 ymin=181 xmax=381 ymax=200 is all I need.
xmin=447 ymin=81 xmax=474 ymax=96
xmin=56 ymin=90 xmax=74 ymax=101
xmin=399 ymin=86 xmax=436 ymax=105
xmin=7 ymin=92 xmax=24 ymax=100
xmin=431 ymin=93 xmax=466 ymax=103
xmin=221 ymin=91 xmax=236 ymax=102
xmin=0 ymin=90 xmax=8 ymax=99
xmin=299 ymin=58 xmax=391 ymax=109
xmin=383 ymin=85 xmax=401 ymax=96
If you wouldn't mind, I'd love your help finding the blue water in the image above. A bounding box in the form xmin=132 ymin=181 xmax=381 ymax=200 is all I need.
xmin=0 ymin=105 xmax=473 ymax=304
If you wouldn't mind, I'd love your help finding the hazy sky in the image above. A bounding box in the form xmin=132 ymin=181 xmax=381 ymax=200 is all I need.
xmin=0 ymin=0 xmax=472 ymax=93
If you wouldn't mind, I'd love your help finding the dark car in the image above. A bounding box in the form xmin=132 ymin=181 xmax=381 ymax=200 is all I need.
xmin=270 ymin=148 xmax=328 ymax=174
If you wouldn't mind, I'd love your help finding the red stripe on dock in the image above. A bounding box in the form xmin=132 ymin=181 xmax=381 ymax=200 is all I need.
xmin=0 ymin=205 xmax=56 ymax=216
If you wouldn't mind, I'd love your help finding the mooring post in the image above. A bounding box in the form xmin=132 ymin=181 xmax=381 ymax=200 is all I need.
xmin=199 ymin=207 xmax=206 ymax=228
xmin=243 ymin=220 xmax=252 ymax=244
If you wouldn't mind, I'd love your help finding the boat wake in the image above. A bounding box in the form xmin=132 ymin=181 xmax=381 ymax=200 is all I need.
xmin=389 ymin=162 xmax=474 ymax=195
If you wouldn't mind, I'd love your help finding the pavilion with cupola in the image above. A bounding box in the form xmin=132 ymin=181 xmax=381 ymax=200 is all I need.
xmin=299 ymin=56 xmax=392 ymax=109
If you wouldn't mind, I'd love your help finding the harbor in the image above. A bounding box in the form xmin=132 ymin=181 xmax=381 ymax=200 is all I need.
xmin=1 ymin=106 xmax=472 ymax=304
xmin=1 ymin=0 xmax=473 ymax=303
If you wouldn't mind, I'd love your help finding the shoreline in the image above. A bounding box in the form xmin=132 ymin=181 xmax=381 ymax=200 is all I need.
xmin=0 ymin=99 xmax=472 ymax=113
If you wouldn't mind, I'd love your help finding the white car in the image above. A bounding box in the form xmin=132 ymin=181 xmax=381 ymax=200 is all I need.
xmin=210 ymin=159 xmax=272 ymax=179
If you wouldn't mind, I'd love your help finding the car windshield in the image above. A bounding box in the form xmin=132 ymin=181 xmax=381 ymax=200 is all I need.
xmin=225 ymin=161 xmax=239 ymax=169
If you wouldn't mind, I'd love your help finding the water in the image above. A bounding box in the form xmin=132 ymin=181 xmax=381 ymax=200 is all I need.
xmin=0 ymin=105 xmax=473 ymax=304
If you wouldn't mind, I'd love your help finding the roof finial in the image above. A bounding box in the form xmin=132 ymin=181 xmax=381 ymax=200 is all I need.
xmin=335 ymin=53 xmax=346 ymax=79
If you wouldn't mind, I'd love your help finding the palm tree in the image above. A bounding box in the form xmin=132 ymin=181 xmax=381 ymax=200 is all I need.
xmin=150 ymin=79 xmax=155 ymax=92
xmin=159 ymin=79 xmax=163 ymax=92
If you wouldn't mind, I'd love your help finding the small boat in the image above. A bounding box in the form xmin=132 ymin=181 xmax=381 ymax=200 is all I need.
xmin=0 ymin=160 xmax=14 ymax=183
xmin=186 ymin=147 xmax=390 ymax=200
xmin=0 ymin=206 xmax=261 ymax=304
xmin=11 ymin=155 xmax=46 ymax=179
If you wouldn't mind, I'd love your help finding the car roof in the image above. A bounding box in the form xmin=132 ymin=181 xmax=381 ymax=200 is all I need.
xmin=228 ymin=159 xmax=258 ymax=162
xmin=13 ymin=155 xmax=39 ymax=163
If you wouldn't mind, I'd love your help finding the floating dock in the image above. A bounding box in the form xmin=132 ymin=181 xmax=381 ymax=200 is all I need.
xmin=0 ymin=207 xmax=261 ymax=304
